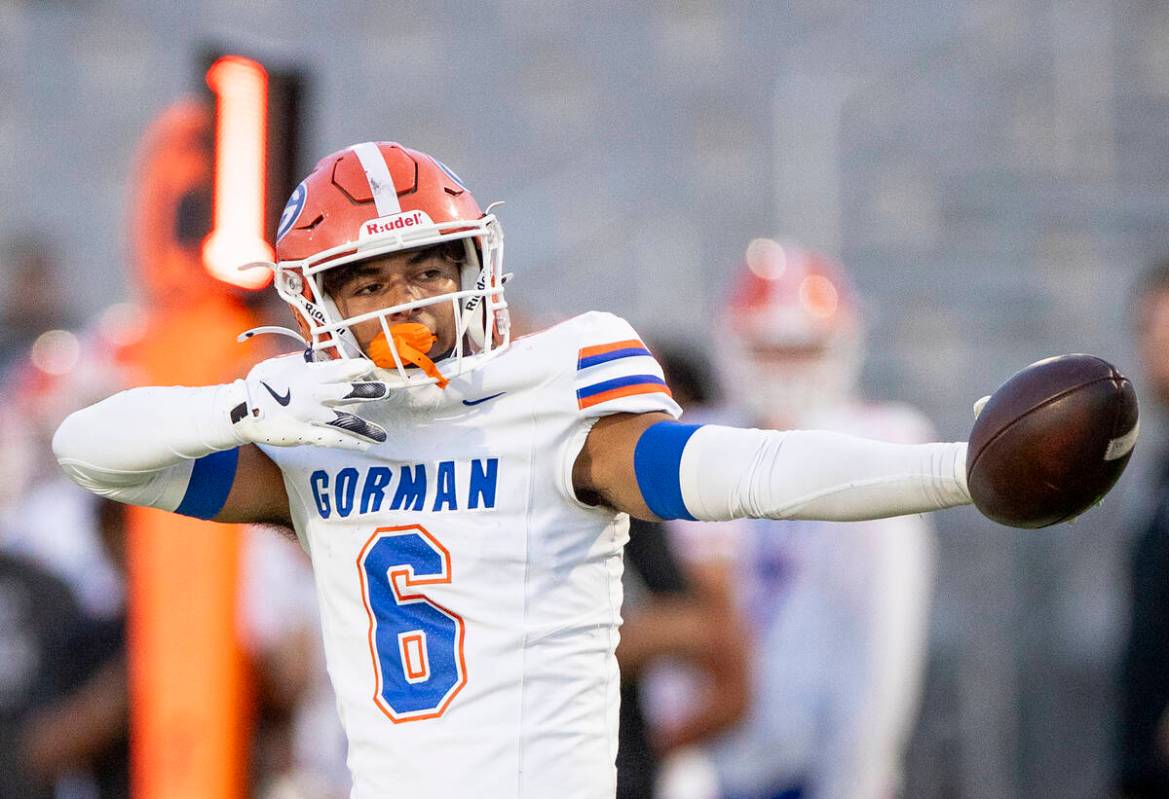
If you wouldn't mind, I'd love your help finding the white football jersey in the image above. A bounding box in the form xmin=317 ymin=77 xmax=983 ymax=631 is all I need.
xmin=259 ymin=312 xmax=681 ymax=799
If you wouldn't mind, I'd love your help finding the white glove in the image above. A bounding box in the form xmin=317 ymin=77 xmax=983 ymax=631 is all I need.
xmin=228 ymin=354 xmax=389 ymax=451
xmin=973 ymin=395 xmax=991 ymax=419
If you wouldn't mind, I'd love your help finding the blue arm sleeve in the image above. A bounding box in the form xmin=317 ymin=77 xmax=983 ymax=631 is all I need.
xmin=174 ymin=448 xmax=239 ymax=520
xmin=633 ymin=421 xmax=701 ymax=521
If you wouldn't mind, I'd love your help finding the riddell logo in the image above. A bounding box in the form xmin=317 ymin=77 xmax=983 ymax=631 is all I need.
xmin=361 ymin=210 xmax=434 ymax=239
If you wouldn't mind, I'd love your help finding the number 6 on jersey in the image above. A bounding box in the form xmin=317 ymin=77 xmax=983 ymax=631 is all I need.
xmin=358 ymin=525 xmax=467 ymax=722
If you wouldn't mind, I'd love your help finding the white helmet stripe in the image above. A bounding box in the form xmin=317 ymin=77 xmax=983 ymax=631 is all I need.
xmin=351 ymin=142 xmax=402 ymax=217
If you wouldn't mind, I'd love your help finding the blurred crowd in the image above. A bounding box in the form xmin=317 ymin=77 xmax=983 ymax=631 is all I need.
xmin=2 ymin=226 xmax=1169 ymax=799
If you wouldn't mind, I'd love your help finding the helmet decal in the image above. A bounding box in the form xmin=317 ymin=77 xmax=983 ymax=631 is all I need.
xmin=351 ymin=142 xmax=402 ymax=216
xmin=277 ymin=182 xmax=307 ymax=241
xmin=358 ymin=210 xmax=434 ymax=241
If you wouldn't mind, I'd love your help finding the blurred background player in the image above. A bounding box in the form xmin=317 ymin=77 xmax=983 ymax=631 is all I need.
xmin=661 ymin=239 xmax=936 ymax=799
xmin=617 ymin=504 xmax=751 ymax=799
xmin=0 ymin=313 xmax=140 ymax=799
xmin=17 ymin=498 xmax=131 ymax=799
xmin=1117 ymin=258 xmax=1169 ymax=798
xmin=0 ymin=308 xmax=141 ymax=615
xmin=627 ymin=343 xmax=753 ymax=799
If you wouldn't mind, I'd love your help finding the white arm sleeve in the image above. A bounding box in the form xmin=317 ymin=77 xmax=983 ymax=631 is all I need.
xmin=678 ymin=426 xmax=970 ymax=522
xmin=52 ymin=383 xmax=246 ymax=511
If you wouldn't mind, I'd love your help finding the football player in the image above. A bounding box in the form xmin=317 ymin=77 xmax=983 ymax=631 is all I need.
xmin=661 ymin=241 xmax=936 ymax=799
xmin=53 ymin=142 xmax=972 ymax=799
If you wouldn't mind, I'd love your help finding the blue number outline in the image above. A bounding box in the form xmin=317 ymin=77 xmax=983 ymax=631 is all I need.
xmin=357 ymin=524 xmax=467 ymax=723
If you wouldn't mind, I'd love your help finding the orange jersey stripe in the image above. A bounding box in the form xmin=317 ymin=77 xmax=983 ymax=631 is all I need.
xmin=578 ymin=338 xmax=645 ymax=360
xmin=577 ymin=382 xmax=672 ymax=410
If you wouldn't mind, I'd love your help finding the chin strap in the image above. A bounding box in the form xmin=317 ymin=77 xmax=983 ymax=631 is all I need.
xmin=369 ymin=323 xmax=450 ymax=388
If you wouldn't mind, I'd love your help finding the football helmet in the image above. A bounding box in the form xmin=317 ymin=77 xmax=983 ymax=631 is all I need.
xmin=265 ymin=142 xmax=509 ymax=388
xmin=721 ymin=239 xmax=863 ymax=426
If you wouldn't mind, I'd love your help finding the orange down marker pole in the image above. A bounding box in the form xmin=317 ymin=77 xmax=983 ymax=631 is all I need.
xmin=124 ymin=54 xmax=274 ymax=799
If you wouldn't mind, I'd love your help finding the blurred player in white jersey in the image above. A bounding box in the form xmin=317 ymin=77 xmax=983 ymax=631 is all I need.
xmin=672 ymin=240 xmax=935 ymax=799
xmin=52 ymin=143 xmax=972 ymax=798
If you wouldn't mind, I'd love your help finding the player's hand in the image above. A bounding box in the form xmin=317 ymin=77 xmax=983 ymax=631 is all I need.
xmin=229 ymin=354 xmax=389 ymax=451
xmin=973 ymin=395 xmax=991 ymax=419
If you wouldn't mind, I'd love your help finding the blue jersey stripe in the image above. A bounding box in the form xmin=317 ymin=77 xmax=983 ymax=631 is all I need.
xmin=577 ymin=346 xmax=652 ymax=370
xmin=576 ymin=374 xmax=667 ymax=400
xmin=175 ymin=448 xmax=239 ymax=520
xmin=633 ymin=421 xmax=700 ymax=521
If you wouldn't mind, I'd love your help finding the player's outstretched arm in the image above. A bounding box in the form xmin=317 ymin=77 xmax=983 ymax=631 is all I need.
xmin=574 ymin=413 xmax=971 ymax=522
xmin=52 ymin=354 xmax=390 ymax=525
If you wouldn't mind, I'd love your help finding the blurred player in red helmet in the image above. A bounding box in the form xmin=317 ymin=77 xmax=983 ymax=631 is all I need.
xmin=54 ymin=142 xmax=980 ymax=799
xmin=722 ymin=239 xmax=863 ymax=428
xmin=669 ymin=240 xmax=934 ymax=799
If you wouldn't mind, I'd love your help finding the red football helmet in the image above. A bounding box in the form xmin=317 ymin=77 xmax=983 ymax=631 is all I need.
xmin=721 ymin=239 xmax=863 ymax=426
xmin=266 ymin=141 xmax=508 ymax=387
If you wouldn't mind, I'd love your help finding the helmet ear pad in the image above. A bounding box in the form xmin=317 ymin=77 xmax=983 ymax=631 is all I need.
xmin=316 ymin=292 xmax=365 ymax=359
xmin=460 ymin=239 xmax=483 ymax=348
xmin=275 ymin=267 xmax=363 ymax=362
xmin=461 ymin=238 xmax=498 ymax=350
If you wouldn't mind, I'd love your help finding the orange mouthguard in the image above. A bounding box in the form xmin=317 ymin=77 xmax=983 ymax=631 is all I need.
xmin=369 ymin=323 xmax=449 ymax=389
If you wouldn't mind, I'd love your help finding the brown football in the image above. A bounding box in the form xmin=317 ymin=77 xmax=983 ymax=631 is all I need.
xmin=967 ymin=354 xmax=1139 ymax=528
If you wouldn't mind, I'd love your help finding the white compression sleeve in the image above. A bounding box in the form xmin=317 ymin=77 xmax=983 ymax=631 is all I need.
xmin=678 ymin=426 xmax=970 ymax=522
xmin=52 ymin=383 xmax=247 ymax=511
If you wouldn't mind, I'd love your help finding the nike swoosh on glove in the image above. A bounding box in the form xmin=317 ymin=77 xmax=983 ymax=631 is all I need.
xmin=228 ymin=354 xmax=390 ymax=451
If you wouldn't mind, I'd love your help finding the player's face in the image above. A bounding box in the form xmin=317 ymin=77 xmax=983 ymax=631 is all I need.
xmin=329 ymin=247 xmax=462 ymax=358
xmin=747 ymin=342 xmax=828 ymax=367
xmin=738 ymin=339 xmax=856 ymax=428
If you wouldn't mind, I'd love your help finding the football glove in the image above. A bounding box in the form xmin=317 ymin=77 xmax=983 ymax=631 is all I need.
xmin=228 ymin=354 xmax=389 ymax=451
